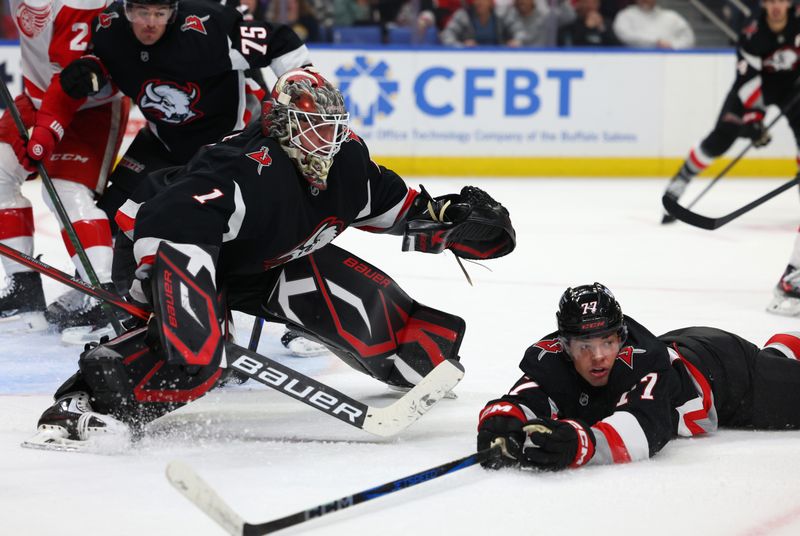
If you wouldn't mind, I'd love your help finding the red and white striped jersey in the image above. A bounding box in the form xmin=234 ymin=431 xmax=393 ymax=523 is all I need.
xmin=11 ymin=0 xmax=119 ymax=108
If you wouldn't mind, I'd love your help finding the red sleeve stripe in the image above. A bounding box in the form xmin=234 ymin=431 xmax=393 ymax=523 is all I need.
xmin=592 ymin=421 xmax=632 ymax=464
xmin=355 ymin=188 xmax=419 ymax=232
xmin=764 ymin=333 xmax=800 ymax=360
xmin=509 ymin=380 xmax=538 ymax=396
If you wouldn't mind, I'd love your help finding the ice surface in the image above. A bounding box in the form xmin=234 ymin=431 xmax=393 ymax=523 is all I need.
xmin=3 ymin=177 xmax=800 ymax=536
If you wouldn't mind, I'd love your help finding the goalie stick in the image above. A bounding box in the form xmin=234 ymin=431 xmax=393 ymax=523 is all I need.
xmin=166 ymin=446 xmax=501 ymax=536
xmin=0 ymin=242 xmax=463 ymax=437
xmin=661 ymin=173 xmax=800 ymax=230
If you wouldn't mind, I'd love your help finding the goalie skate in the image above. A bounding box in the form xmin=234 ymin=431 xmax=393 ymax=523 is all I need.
xmin=281 ymin=329 xmax=330 ymax=357
xmin=21 ymin=391 xmax=131 ymax=453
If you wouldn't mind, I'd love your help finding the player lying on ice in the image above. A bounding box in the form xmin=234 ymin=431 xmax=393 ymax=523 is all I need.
xmin=26 ymin=67 xmax=516 ymax=450
xmin=477 ymin=282 xmax=800 ymax=470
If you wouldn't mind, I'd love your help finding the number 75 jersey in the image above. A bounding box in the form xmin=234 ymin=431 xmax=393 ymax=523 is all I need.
xmin=12 ymin=0 xmax=119 ymax=109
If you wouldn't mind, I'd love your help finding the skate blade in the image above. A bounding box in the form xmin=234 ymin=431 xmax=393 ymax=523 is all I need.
xmin=661 ymin=213 xmax=677 ymax=225
xmin=21 ymin=429 xmax=132 ymax=454
xmin=21 ymin=430 xmax=84 ymax=452
xmin=0 ymin=311 xmax=48 ymax=333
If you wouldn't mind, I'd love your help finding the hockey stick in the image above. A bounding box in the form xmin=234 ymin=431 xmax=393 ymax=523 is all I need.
xmin=166 ymin=446 xmax=501 ymax=536
xmin=0 ymin=77 xmax=123 ymax=335
xmin=662 ymin=89 xmax=800 ymax=224
xmin=662 ymin=173 xmax=800 ymax=230
xmin=0 ymin=241 xmax=148 ymax=320
xmin=0 ymin=241 xmax=464 ymax=436
xmin=227 ymin=343 xmax=463 ymax=437
xmin=247 ymin=317 xmax=264 ymax=351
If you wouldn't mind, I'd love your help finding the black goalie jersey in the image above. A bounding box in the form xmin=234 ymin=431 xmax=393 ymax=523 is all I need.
xmin=115 ymin=122 xmax=418 ymax=288
xmin=498 ymin=316 xmax=716 ymax=465
xmin=735 ymin=5 xmax=800 ymax=111
xmin=88 ymin=0 xmax=310 ymax=161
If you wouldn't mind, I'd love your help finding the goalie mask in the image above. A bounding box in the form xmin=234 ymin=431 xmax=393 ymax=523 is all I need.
xmin=556 ymin=282 xmax=628 ymax=350
xmin=262 ymin=68 xmax=350 ymax=190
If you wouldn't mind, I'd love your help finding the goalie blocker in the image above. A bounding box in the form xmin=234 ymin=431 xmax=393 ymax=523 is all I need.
xmin=30 ymin=241 xmax=465 ymax=439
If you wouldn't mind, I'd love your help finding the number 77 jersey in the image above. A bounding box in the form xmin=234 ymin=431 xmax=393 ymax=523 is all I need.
xmin=12 ymin=0 xmax=122 ymax=109
xmin=502 ymin=315 xmax=713 ymax=465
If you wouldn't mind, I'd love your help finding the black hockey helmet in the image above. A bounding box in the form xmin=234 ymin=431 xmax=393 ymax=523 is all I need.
xmin=556 ymin=282 xmax=627 ymax=343
xmin=123 ymin=0 xmax=179 ymax=24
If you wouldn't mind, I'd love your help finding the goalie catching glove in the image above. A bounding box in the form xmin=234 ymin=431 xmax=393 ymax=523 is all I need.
xmin=403 ymin=185 xmax=515 ymax=259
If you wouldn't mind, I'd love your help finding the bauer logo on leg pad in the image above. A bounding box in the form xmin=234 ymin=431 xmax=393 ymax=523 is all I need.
xmin=153 ymin=242 xmax=223 ymax=367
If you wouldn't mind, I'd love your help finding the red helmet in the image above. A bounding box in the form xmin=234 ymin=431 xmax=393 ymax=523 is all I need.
xmin=262 ymin=67 xmax=350 ymax=190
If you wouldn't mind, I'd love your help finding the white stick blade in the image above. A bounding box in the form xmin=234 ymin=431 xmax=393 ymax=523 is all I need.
xmin=362 ymin=358 xmax=465 ymax=437
xmin=166 ymin=461 xmax=245 ymax=536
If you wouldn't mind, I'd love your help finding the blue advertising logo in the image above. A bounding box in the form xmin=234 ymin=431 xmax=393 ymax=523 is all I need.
xmin=335 ymin=56 xmax=398 ymax=126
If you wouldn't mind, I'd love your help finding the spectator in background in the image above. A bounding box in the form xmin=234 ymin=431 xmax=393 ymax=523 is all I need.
xmin=559 ymin=0 xmax=619 ymax=46
xmin=441 ymin=0 xmax=525 ymax=46
xmin=385 ymin=0 xmax=440 ymax=43
xmin=241 ymin=0 xmax=267 ymax=20
xmin=613 ymin=0 xmax=695 ymax=48
xmin=432 ymin=0 xmax=465 ymax=29
xmin=0 ymin=0 xmax=17 ymax=39
xmin=267 ymin=0 xmax=321 ymax=41
xmin=509 ymin=0 xmax=575 ymax=46
xmin=333 ymin=0 xmax=376 ymax=26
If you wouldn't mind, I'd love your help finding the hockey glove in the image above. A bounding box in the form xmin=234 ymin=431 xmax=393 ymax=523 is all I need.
xmin=740 ymin=110 xmax=771 ymax=148
xmin=477 ymin=399 xmax=527 ymax=469
xmin=522 ymin=417 xmax=595 ymax=471
xmin=20 ymin=111 xmax=65 ymax=171
xmin=403 ymin=185 xmax=516 ymax=260
xmin=60 ymin=57 xmax=108 ymax=99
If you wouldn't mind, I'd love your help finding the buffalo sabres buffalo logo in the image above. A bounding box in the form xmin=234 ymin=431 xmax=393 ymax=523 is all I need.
xmin=181 ymin=14 xmax=209 ymax=34
xmin=96 ymin=11 xmax=119 ymax=30
xmin=264 ymin=217 xmax=344 ymax=269
xmin=16 ymin=1 xmax=52 ymax=38
xmin=532 ymin=338 xmax=563 ymax=361
xmin=138 ymin=80 xmax=203 ymax=124
xmin=764 ymin=47 xmax=800 ymax=72
xmin=246 ymin=146 xmax=272 ymax=174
